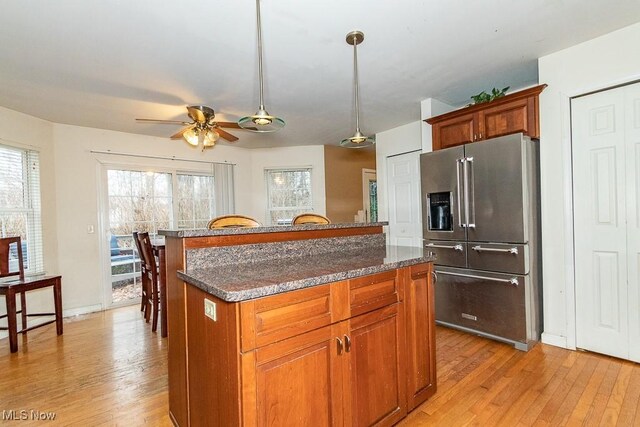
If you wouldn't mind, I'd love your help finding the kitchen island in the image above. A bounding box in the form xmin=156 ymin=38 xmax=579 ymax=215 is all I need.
xmin=160 ymin=223 xmax=436 ymax=427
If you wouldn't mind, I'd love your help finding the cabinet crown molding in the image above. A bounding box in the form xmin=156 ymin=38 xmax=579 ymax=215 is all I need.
xmin=425 ymin=84 xmax=547 ymax=125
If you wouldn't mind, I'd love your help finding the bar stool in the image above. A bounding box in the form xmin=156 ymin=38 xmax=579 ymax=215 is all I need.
xmin=136 ymin=232 xmax=160 ymax=332
xmin=132 ymin=231 xmax=151 ymax=321
xmin=207 ymin=215 xmax=261 ymax=229
xmin=292 ymin=213 xmax=331 ymax=225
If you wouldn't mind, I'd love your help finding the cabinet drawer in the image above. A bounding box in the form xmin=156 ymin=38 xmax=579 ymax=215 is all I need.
xmin=349 ymin=270 xmax=401 ymax=317
xmin=240 ymin=282 xmax=347 ymax=351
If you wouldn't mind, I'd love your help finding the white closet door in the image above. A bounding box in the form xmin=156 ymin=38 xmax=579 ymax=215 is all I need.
xmin=386 ymin=151 xmax=422 ymax=247
xmin=572 ymin=85 xmax=630 ymax=360
xmin=625 ymin=83 xmax=640 ymax=362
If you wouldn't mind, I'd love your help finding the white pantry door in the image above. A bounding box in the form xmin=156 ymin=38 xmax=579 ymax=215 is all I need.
xmin=386 ymin=151 xmax=422 ymax=247
xmin=572 ymin=81 xmax=640 ymax=362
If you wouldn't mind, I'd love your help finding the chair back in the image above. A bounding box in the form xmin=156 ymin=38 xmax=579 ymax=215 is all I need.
xmin=132 ymin=232 xmax=145 ymax=271
xmin=0 ymin=236 xmax=25 ymax=280
xmin=292 ymin=213 xmax=331 ymax=225
xmin=136 ymin=232 xmax=157 ymax=273
xmin=207 ymin=215 xmax=261 ymax=229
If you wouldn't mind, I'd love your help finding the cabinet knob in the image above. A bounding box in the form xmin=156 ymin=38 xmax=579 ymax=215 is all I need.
xmin=479 ymin=132 xmax=483 ymax=139
xmin=336 ymin=337 xmax=344 ymax=355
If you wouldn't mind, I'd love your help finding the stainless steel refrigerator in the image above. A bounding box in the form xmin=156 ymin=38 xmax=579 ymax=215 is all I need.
xmin=420 ymin=133 xmax=541 ymax=351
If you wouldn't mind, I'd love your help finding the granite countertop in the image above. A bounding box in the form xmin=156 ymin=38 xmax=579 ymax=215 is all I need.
xmin=159 ymin=222 xmax=388 ymax=238
xmin=177 ymin=245 xmax=435 ymax=302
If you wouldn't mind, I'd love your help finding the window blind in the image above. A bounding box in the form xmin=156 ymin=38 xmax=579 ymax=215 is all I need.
xmin=0 ymin=144 xmax=44 ymax=275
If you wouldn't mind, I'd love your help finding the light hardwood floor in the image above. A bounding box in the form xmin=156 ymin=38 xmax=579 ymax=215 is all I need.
xmin=1 ymin=305 xmax=639 ymax=426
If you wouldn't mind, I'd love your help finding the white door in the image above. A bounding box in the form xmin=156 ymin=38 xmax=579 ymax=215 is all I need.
xmin=386 ymin=151 xmax=422 ymax=247
xmin=572 ymin=81 xmax=640 ymax=362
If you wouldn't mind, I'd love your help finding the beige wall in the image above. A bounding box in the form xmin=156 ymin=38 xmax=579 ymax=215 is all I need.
xmin=324 ymin=145 xmax=376 ymax=224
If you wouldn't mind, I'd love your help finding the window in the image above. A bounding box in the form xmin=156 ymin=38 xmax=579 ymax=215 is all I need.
xmin=265 ymin=168 xmax=312 ymax=225
xmin=176 ymin=174 xmax=216 ymax=229
xmin=0 ymin=144 xmax=43 ymax=274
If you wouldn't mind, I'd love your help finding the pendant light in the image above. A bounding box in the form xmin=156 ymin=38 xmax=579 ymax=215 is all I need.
xmin=238 ymin=0 xmax=285 ymax=133
xmin=340 ymin=31 xmax=375 ymax=148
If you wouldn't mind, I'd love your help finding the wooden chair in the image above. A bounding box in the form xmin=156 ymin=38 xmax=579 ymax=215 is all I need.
xmin=0 ymin=236 xmax=63 ymax=353
xmin=136 ymin=232 xmax=160 ymax=332
xmin=292 ymin=213 xmax=331 ymax=225
xmin=132 ymin=232 xmax=151 ymax=320
xmin=207 ymin=214 xmax=261 ymax=229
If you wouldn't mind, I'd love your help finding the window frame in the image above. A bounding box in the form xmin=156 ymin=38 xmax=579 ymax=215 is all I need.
xmin=264 ymin=167 xmax=313 ymax=226
xmin=0 ymin=144 xmax=44 ymax=275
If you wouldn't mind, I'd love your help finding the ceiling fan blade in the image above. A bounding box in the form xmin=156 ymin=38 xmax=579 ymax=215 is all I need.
xmin=216 ymin=128 xmax=239 ymax=142
xmin=216 ymin=121 xmax=241 ymax=129
xmin=136 ymin=118 xmax=191 ymax=125
xmin=187 ymin=106 xmax=207 ymax=124
xmin=170 ymin=125 xmax=195 ymax=140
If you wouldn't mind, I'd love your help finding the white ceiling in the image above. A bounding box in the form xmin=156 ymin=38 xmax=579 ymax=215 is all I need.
xmin=1 ymin=1 xmax=639 ymax=149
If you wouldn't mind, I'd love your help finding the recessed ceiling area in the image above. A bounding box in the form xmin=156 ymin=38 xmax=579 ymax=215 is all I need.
xmin=1 ymin=1 xmax=639 ymax=148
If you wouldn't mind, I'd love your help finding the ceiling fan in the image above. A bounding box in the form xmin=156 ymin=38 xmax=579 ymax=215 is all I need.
xmin=136 ymin=105 xmax=241 ymax=149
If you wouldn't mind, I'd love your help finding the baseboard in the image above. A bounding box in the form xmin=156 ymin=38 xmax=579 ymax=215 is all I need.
xmin=541 ymin=332 xmax=568 ymax=349
xmin=63 ymin=304 xmax=104 ymax=318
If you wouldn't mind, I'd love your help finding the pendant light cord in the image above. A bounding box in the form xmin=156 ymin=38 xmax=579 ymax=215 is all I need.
xmin=353 ymin=39 xmax=361 ymax=133
xmin=256 ymin=0 xmax=265 ymax=111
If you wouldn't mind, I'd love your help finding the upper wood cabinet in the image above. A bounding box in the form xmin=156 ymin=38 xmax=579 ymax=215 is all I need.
xmin=426 ymin=84 xmax=547 ymax=151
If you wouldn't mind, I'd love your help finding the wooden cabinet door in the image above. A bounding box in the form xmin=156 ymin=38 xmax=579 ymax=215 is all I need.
xmin=253 ymin=324 xmax=344 ymax=427
xmin=344 ymin=304 xmax=406 ymax=427
xmin=404 ymin=264 xmax=437 ymax=410
xmin=432 ymin=112 xmax=476 ymax=150
xmin=478 ymin=97 xmax=532 ymax=140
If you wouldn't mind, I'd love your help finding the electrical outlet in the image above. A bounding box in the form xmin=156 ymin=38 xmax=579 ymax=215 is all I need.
xmin=87 ymin=225 xmax=95 ymax=234
xmin=204 ymin=299 xmax=217 ymax=321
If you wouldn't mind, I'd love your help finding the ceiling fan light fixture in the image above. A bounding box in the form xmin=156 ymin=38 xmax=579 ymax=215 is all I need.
xmin=203 ymin=129 xmax=220 ymax=147
xmin=183 ymin=127 xmax=219 ymax=149
xmin=183 ymin=127 xmax=200 ymax=147
xmin=340 ymin=30 xmax=375 ymax=149
xmin=239 ymin=0 xmax=285 ymax=133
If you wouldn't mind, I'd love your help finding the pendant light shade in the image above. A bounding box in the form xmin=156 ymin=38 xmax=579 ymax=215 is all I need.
xmin=340 ymin=30 xmax=375 ymax=149
xmin=239 ymin=0 xmax=285 ymax=133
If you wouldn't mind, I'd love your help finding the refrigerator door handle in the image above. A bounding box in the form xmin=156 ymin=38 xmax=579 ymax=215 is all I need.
xmin=425 ymin=242 xmax=464 ymax=252
xmin=462 ymin=158 xmax=470 ymax=228
xmin=435 ymin=270 xmax=519 ymax=286
xmin=456 ymin=158 xmax=465 ymax=228
xmin=471 ymin=245 xmax=519 ymax=255
xmin=465 ymin=156 xmax=476 ymax=228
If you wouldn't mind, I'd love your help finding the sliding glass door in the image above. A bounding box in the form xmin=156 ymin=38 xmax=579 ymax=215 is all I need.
xmin=107 ymin=170 xmax=172 ymax=304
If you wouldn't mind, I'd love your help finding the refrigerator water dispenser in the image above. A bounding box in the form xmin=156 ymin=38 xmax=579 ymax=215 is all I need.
xmin=428 ymin=192 xmax=452 ymax=231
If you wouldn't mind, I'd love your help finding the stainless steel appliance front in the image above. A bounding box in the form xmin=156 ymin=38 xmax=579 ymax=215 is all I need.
xmin=420 ymin=133 xmax=542 ymax=351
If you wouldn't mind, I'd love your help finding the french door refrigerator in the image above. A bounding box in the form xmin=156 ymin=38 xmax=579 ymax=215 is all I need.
xmin=420 ymin=133 xmax=542 ymax=351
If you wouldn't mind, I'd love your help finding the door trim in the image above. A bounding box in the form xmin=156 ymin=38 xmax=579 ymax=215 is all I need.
xmin=558 ymin=78 xmax=640 ymax=351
